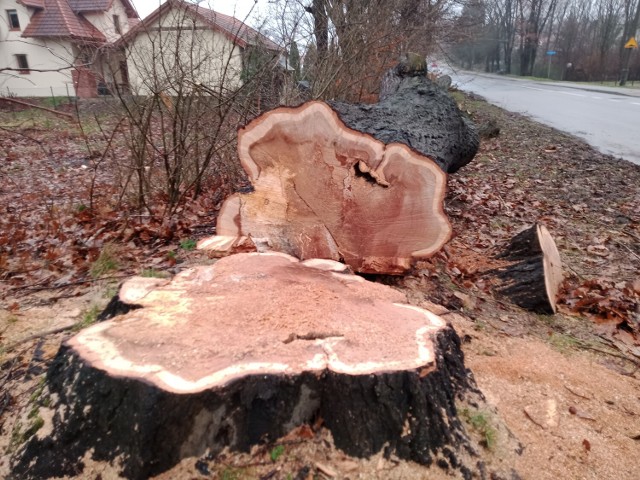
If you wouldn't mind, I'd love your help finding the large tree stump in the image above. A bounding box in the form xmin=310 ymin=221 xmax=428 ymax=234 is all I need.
xmin=495 ymin=224 xmax=563 ymax=313
xmin=198 ymin=101 xmax=452 ymax=275
xmin=12 ymin=253 xmax=477 ymax=479
xmin=332 ymin=62 xmax=479 ymax=174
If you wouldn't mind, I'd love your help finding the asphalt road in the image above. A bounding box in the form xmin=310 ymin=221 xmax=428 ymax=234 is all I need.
xmin=450 ymin=71 xmax=640 ymax=166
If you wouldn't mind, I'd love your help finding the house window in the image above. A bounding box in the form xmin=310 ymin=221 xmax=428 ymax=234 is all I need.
xmin=15 ymin=54 xmax=29 ymax=74
xmin=7 ymin=9 xmax=20 ymax=30
xmin=113 ymin=14 xmax=121 ymax=34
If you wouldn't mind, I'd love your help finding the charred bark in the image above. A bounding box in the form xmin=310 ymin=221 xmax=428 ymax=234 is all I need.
xmin=11 ymin=329 xmax=478 ymax=480
xmin=494 ymin=224 xmax=563 ymax=313
xmin=11 ymin=254 xmax=480 ymax=479
xmin=331 ymin=67 xmax=478 ymax=174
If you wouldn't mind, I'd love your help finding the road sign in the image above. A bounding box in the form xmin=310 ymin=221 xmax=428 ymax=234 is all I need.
xmin=624 ymin=37 xmax=638 ymax=49
xmin=546 ymin=51 xmax=557 ymax=55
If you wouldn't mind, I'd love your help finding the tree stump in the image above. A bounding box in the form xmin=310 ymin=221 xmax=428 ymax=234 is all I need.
xmin=495 ymin=224 xmax=563 ymax=313
xmin=199 ymin=101 xmax=452 ymax=275
xmin=12 ymin=253 xmax=477 ymax=480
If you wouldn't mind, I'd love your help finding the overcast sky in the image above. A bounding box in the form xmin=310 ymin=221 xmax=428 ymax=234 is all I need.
xmin=130 ymin=0 xmax=270 ymax=26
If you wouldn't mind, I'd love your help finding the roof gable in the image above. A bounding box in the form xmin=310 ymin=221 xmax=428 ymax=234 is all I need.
xmin=119 ymin=0 xmax=280 ymax=52
xmin=68 ymin=0 xmax=138 ymax=18
xmin=22 ymin=0 xmax=107 ymax=42
xmin=185 ymin=3 xmax=279 ymax=51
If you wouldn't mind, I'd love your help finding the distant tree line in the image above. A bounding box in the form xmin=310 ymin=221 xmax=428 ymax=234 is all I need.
xmin=451 ymin=0 xmax=640 ymax=82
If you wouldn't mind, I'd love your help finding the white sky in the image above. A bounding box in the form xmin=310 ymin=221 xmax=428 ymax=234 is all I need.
xmin=130 ymin=1 xmax=270 ymax=26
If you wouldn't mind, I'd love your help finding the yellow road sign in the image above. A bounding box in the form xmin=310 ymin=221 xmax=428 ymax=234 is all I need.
xmin=624 ymin=37 xmax=638 ymax=49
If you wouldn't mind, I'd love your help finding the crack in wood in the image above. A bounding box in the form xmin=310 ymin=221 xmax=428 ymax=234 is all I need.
xmin=289 ymin=180 xmax=343 ymax=260
xmin=283 ymin=331 xmax=344 ymax=344
xmin=353 ymin=160 xmax=389 ymax=187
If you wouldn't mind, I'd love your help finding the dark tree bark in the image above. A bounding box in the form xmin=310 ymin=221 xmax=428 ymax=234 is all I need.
xmin=306 ymin=0 xmax=329 ymax=54
xmin=11 ymin=254 xmax=481 ymax=480
xmin=332 ymin=67 xmax=479 ymax=174
xmin=494 ymin=224 xmax=563 ymax=313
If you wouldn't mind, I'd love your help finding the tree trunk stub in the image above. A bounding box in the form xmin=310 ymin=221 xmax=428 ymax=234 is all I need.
xmin=495 ymin=223 xmax=563 ymax=313
xmin=199 ymin=101 xmax=452 ymax=275
xmin=12 ymin=253 xmax=479 ymax=479
xmin=334 ymin=69 xmax=479 ymax=174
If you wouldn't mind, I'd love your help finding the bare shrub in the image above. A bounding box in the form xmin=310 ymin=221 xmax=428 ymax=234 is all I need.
xmin=263 ymin=0 xmax=455 ymax=103
xmin=111 ymin=1 xmax=284 ymax=216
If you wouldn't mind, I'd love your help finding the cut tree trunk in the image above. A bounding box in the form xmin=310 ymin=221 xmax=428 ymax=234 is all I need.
xmin=332 ymin=63 xmax=479 ymax=174
xmin=11 ymin=253 xmax=477 ymax=480
xmin=198 ymin=101 xmax=452 ymax=275
xmin=495 ymin=223 xmax=563 ymax=313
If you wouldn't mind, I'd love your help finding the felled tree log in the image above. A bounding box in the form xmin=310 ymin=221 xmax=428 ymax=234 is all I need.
xmin=12 ymin=253 xmax=477 ymax=480
xmin=199 ymin=101 xmax=451 ymax=275
xmin=332 ymin=61 xmax=479 ymax=174
xmin=495 ymin=224 xmax=563 ymax=313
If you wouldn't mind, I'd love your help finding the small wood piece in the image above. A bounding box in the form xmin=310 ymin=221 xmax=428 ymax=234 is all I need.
xmin=12 ymin=253 xmax=476 ymax=479
xmin=495 ymin=224 xmax=563 ymax=313
xmin=199 ymin=101 xmax=451 ymax=275
xmin=196 ymin=235 xmax=257 ymax=257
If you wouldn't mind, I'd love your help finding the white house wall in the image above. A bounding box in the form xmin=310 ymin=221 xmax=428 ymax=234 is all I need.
xmin=126 ymin=7 xmax=244 ymax=95
xmin=0 ymin=0 xmax=76 ymax=96
xmin=84 ymin=0 xmax=131 ymax=43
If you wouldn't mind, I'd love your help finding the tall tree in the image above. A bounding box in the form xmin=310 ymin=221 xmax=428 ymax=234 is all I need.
xmin=519 ymin=0 xmax=558 ymax=76
xmin=620 ymin=0 xmax=640 ymax=84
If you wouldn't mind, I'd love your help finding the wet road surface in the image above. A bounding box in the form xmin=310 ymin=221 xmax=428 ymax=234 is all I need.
xmin=450 ymin=71 xmax=640 ymax=166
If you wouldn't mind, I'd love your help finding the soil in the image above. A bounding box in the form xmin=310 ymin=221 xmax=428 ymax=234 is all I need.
xmin=1 ymin=92 xmax=639 ymax=479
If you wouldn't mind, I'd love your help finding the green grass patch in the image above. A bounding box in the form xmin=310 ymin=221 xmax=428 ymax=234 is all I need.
xmin=179 ymin=238 xmax=197 ymax=251
xmin=461 ymin=408 xmax=497 ymax=450
xmin=103 ymin=282 xmax=119 ymax=300
xmin=270 ymin=444 xmax=285 ymax=462
xmin=8 ymin=378 xmax=49 ymax=452
xmin=140 ymin=268 xmax=169 ymax=279
xmin=220 ymin=468 xmax=244 ymax=480
xmin=548 ymin=332 xmax=580 ymax=353
xmin=90 ymin=244 xmax=119 ymax=278
xmin=74 ymin=304 xmax=101 ymax=332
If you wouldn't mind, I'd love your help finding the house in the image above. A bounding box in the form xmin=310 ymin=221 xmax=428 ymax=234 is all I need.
xmin=0 ymin=0 xmax=139 ymax=97
xmin=120 ymin=0 xmax=282 ymax=96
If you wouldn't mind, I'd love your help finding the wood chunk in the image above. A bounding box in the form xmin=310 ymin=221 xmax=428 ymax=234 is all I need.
xmin=200 ymin=101 xmax=451 ymax=275
xmin=495 ymin=223 xmax=563 ymax=313
xmin=12 ymin=253 xmax=476 ymax=479
xmin=197 ymin=235 xmax=257 ymax=257
xmin=523 ymin=399 xmax=559 ymax=430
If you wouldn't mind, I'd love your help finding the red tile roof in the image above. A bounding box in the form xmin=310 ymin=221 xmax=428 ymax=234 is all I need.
xmin=22 ymin=0 xmax=107 ymax=42
xmin=18 ymin=0 xmax=45 ymax=8
xmin=69 ymin=0 xmax=137 ymax=18
xmin=185 ymin=3 xmax=280 ymax=51
xmin=68 ymin=0 xmax=112 ymax=10
xmin=18 ymin=0 xmax=44 ymax=8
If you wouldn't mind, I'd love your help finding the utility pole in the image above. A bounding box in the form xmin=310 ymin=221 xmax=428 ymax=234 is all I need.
xmin=620 ymin=0 xmax=640 ymax=86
